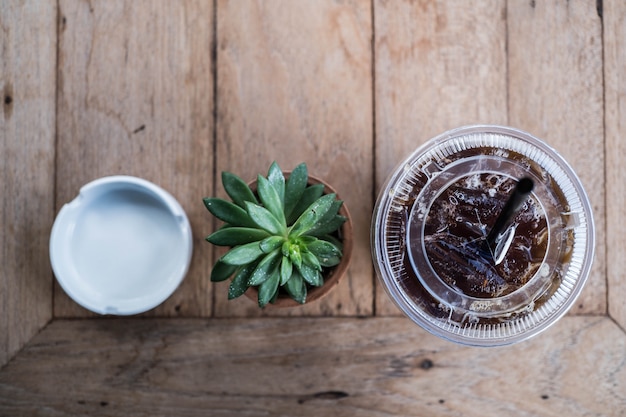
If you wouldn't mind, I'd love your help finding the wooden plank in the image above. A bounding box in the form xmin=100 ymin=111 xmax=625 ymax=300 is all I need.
xmin=1 ymin=316 xmax=625 ymax=415
xmin=214 ymin=0 xmax=373 ymax=317
xmin=373 ymin=0 xmax=508 ymax=315
xmin=55 ymin=0 xmax=214 ymax=317
xmin=605 ymin=0 xmax=626 ymax=330
xmin=0 ymin=1 xmax=56 ymax=367
xmin=507 ymin=0 xmax=605 ymax=315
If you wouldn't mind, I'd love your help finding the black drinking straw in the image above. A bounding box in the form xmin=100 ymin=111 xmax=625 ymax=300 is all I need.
xmin=485 ymin=177 xmax=535 ymax=258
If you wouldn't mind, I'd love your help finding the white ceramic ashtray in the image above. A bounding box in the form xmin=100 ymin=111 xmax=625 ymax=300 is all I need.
xmin=50 ymin=176 xmax=193 ymax=315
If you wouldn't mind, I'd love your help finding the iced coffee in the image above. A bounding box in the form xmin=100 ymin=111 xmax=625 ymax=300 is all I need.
xmin=372 ymin=126 xmax=594 ymax=346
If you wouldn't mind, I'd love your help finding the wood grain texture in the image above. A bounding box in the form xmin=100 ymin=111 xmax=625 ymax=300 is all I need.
xmin=507 ymin=0 xmax=605 ymax=315
xmin=214 ymin=0 xmax=373 ymax=317
xmin=0 ymin=0 xmax=56 ymax=367
xmin=1 ymin=316 xmax=625 ymax=416
xmin=55 ymin=0 xmax=214 ymax=317
xmin=605 ymin=0 xmax=626 ymax=330
xmin=373 ymin=0 xmax=508 ymax=315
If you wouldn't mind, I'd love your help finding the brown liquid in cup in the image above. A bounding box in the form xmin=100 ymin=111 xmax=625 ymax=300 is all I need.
xmin=424 ymin=173 xmax=548 ymax=299
xmin=392 ymin=147 xmax=574 ymax=326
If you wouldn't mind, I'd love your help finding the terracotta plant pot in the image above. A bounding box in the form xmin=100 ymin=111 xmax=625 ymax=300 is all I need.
xmin=244 ymin=173 xmax=353 ymax=308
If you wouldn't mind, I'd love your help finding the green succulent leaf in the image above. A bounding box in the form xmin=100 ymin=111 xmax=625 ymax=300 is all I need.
xmin=257 ymin=175 xmax=286 ymax=228
xmin=301 ymin=250 xmax=322 ymax=271
xmin=269 ymin=289 xmax=279 ymax=304
xmin=307 ymin=215 xmax=347 ymax=237
xmin=267 ymin=162 xmax=285 ymax=207
xmin=228 ymin=263 xmax=257 ymax=299
xmin=281 ymin=240 xmax=290 ymax=257
xmin=285 ymin=270 xmax=307 ymax=304
xmin=288 ymin=244 xmax=302 ymax=268
xmin=210 ymin=260 xmax=238 ymax=282
xmin=289 ymin=193 xmax=337 ymax=237
xmin=220 ymin=242 xmax=264 ymax=266
xmin=280 ymin=255 xmax=293 ymax=286
xmin=284 ymin=163 xmax=308 ymax=219
xmin=307 ymin=239 xmax=342 ymax=267
xmin=303 ymin=199 xmax=343 ymax=236
xmin=203 ymin=197 xmax=257 ymax=228
xmin=315 ymin=199 xmax=341 ymax=225
xmin=307 ymin=238 xmax=341 ymax=257
xmin=324 ymin=200 xmax=342 ymax=219
xmin=294 ymin=235 xmax=316 ymax=245
xmin=320 ymin=234 xmax=343 ymax=251
xmin=247 ymin=249 xmax=281 ymax=286
xmin=298 ymin=263 xmax=323 ymax=287
xmin=286 ymin=183 xmax=324 ymax=225
xmin=260 ymin=236 xmax=285 ymax=253
xmin=245 ymin=201 xmax=286 ymax=235
xmin=318 ymin=254 xmax=341 ymax=267
xmin=222 ymin=171 xmax=258 ymax=208
xmin=258 ymin=269 xmax=280 ymax=308
xmin=206 ymin=227 xmax=271 ymax=246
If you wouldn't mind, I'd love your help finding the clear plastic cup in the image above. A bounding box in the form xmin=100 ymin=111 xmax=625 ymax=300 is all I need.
xmin=372 ymin=125 xmax=595 ymax=346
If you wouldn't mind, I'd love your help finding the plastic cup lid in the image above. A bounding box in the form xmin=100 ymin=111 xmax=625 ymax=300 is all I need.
xmin=49 ymin=176 xmax=193 ymax=315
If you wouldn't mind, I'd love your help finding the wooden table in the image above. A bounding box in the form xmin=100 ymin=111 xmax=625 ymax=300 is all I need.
xmin=1 ymin=1 xmax=625 ymax=415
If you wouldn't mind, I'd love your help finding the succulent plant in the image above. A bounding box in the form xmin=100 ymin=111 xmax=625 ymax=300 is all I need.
xmin=204 ymin=162 xmax=346 ymax=307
